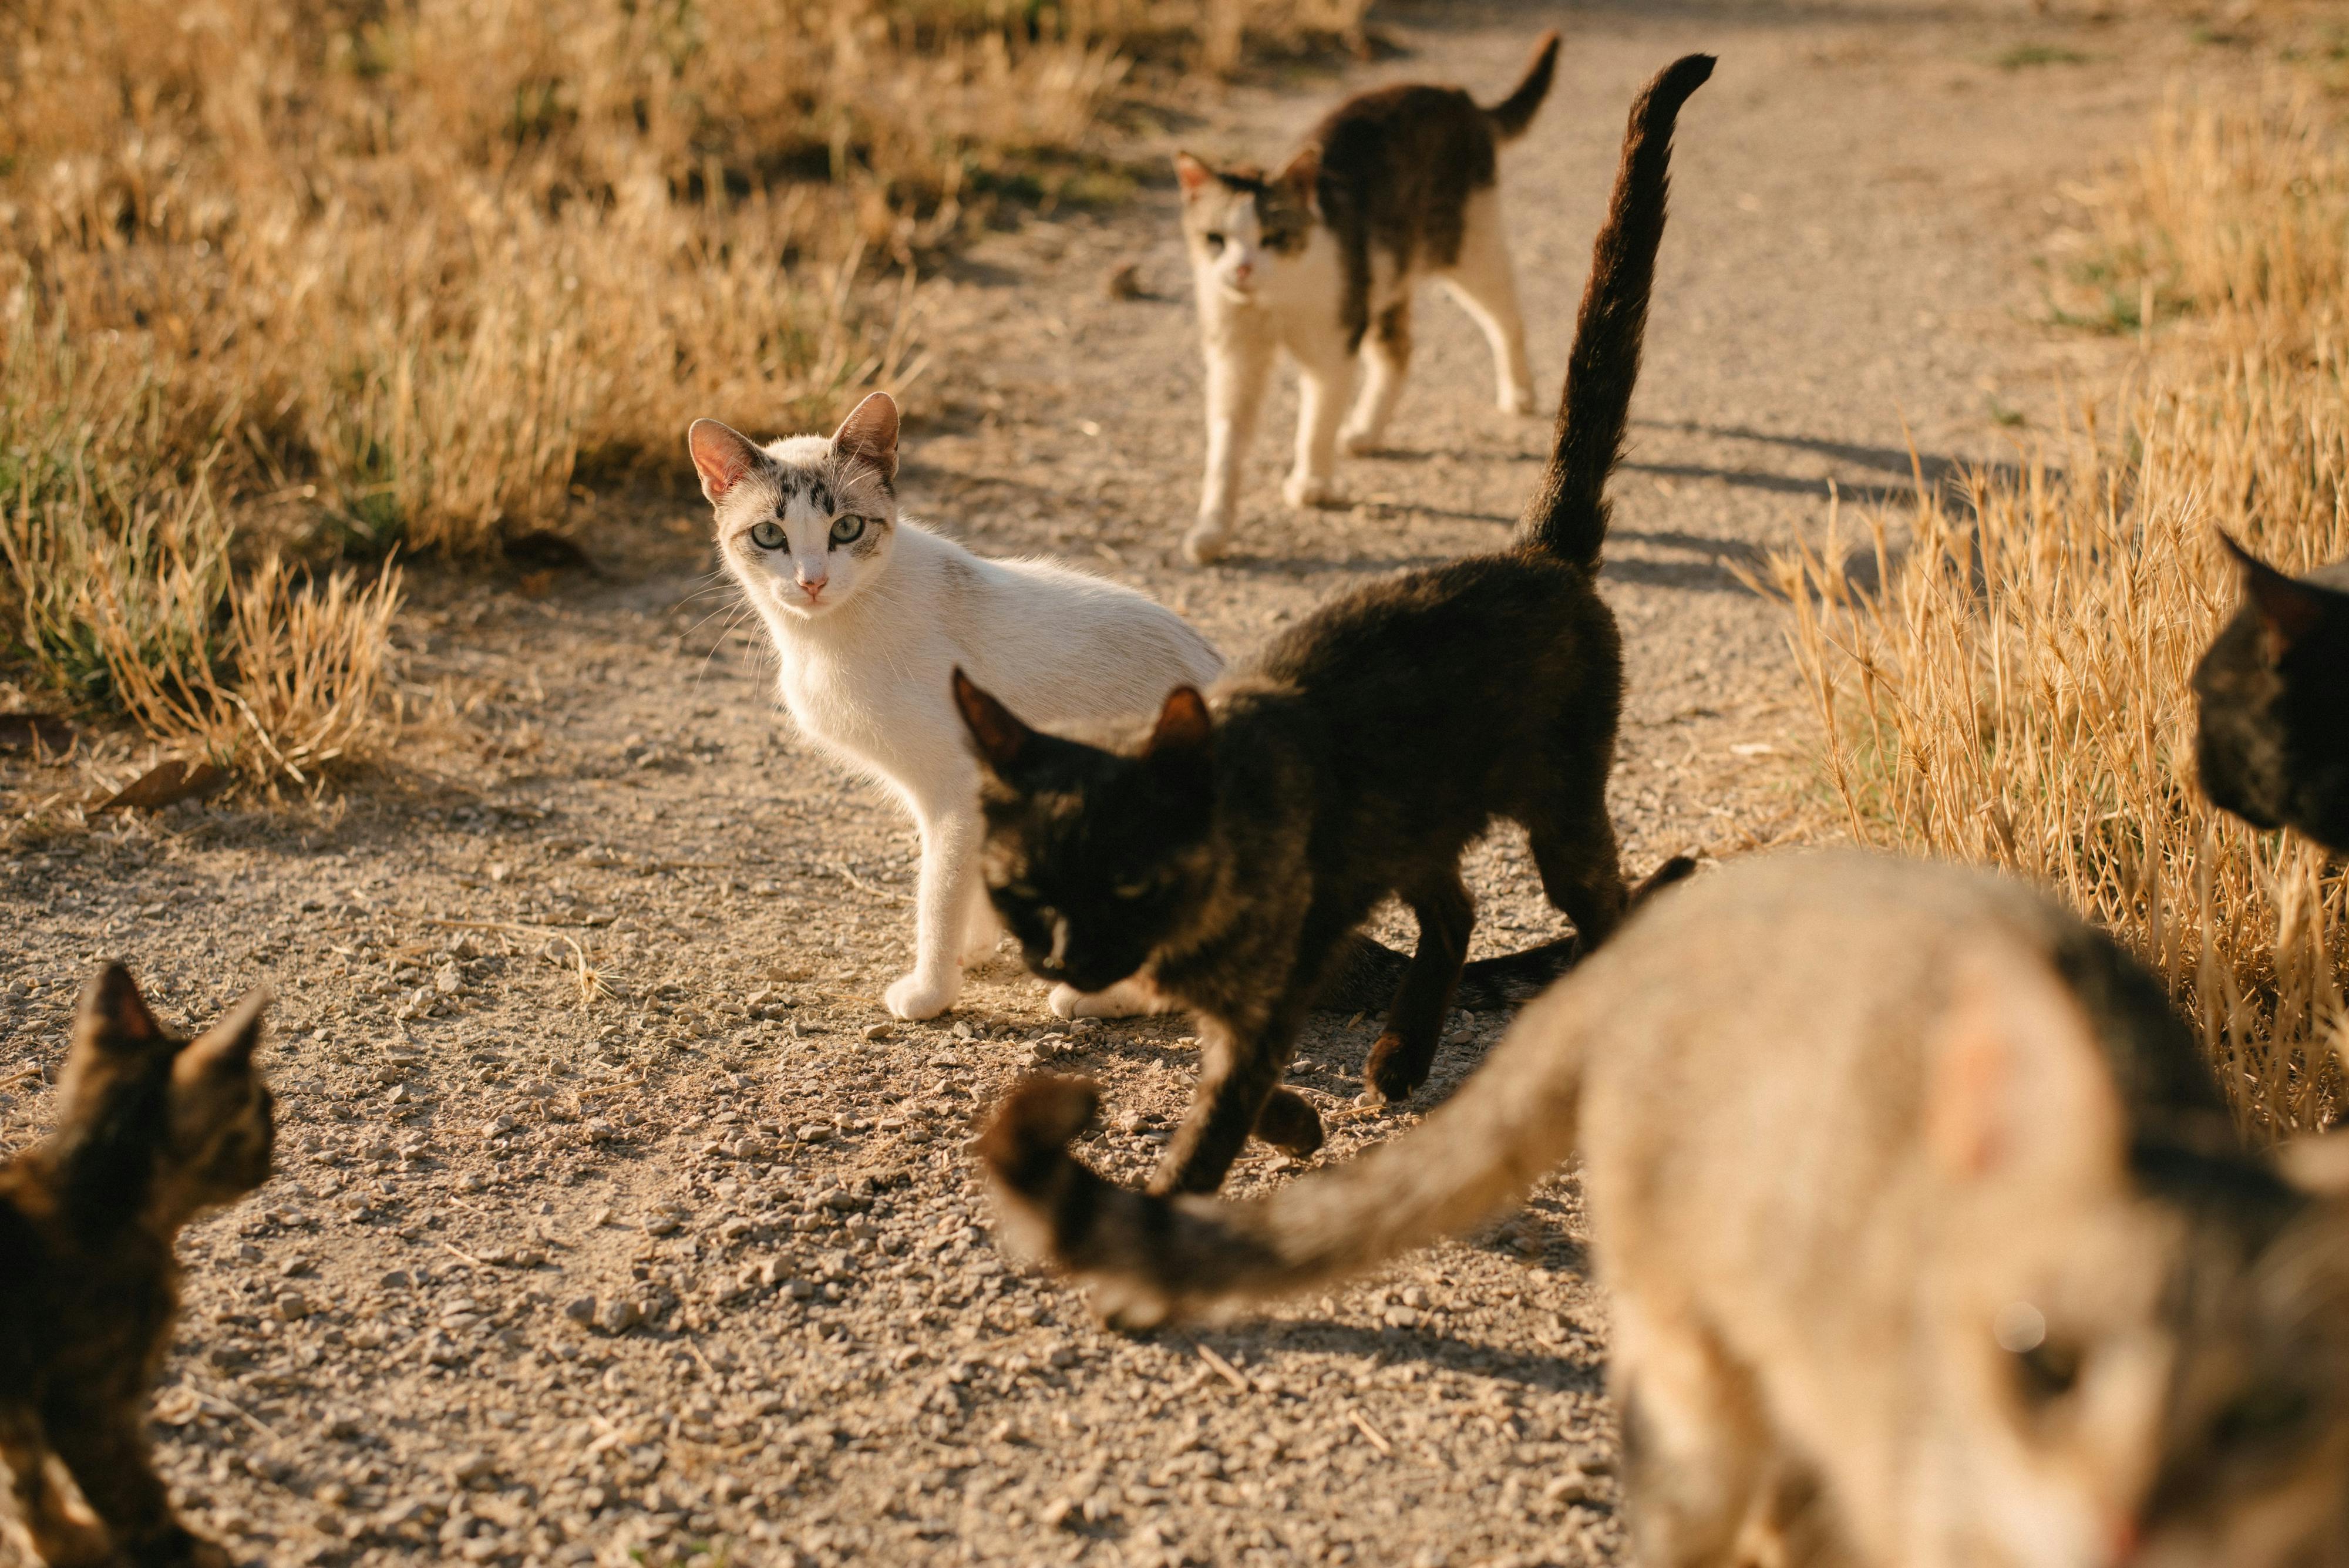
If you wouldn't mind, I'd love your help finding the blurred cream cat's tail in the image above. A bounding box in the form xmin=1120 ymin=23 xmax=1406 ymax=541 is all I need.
xmin=975 ymin=987 xmax=1589 ymax=1328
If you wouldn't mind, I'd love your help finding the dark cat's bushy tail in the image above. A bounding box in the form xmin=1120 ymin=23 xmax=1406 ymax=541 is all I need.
xmin=1516 ymin=53 xmax=1714 ymax=568
xmin=1482 ymin=31 xmax=1561 ymax=142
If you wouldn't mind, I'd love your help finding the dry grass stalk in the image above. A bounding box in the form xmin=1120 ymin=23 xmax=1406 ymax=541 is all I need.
xmin=1766 ymin=86 xmax=2349 ymax=1133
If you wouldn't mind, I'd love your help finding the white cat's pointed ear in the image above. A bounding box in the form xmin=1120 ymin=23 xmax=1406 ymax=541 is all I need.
xmin=2222 ymin=533 xmax=2335 ymax=663
xmin=688 ymin=419 xmax=764 ymax=504
xmin=832 ymin=392 xmax=900 ymax=484
xmin=953 ymin=667 xmax=1035 ymax=777
xmin=1924 ymin=942 xmax=2123 ymax=1190
xmin=1173 ymin=152 xmax=1213 ymax=196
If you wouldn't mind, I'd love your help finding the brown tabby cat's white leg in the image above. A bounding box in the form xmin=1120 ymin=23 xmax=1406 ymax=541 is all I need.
xmin=1442 ymin=189 xmax=1537 ymax=415
xmin=1340 ymin=299 xmax=1412 ymax=456
xmin=1283 ymin=333 xmax=1354 ymax=510
xmin=1190 ymin=330 xmax=1276 ymax=565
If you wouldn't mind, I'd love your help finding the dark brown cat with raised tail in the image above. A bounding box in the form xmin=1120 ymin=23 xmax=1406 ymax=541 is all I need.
xmin=1 ymin=965 xmax=273 ymax=1568
xmin=2194 ymin=534 xmax=2349 ymax=854
xmin=952 ymin=53 xmax=1713 ymax=1196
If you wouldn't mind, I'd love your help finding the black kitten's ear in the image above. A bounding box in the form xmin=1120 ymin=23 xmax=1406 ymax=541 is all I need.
xmin=1173 ymin=152 xmax=1213 ymax=196
xmin=832 ymin=392 xmax=900 ymax=483
xmin=688 ymin=419 xmax=764 ymax=504
xmin=78 ymin=962 xmax=165 ymax=1054
xmin=953 ymin=668 xmax=1035 ymax=776
xmin=1145 ymin=686 xmax=1214 ymax=760
xmin=2223 ymin=533 xmax=2330 ymax=662
xmin=176 ymin=987 xmax=269 ymax=1085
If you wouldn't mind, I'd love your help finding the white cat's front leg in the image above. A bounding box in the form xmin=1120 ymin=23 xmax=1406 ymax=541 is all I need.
xmin=1190 ymin=329 xmax=1275 ymax=566
xmin=1284 ymin=335 xmax=1353 ymax=511
xmin=884 ymin=802 xmax=982 ymax=1021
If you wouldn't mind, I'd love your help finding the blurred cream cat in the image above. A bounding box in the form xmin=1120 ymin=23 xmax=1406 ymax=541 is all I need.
xmin=981 ymin=852 xmax=2349 ymax=1567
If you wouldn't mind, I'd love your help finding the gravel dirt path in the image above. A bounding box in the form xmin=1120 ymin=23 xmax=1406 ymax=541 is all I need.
xmin=0 ymin=5 xmax=2263 ymax=1566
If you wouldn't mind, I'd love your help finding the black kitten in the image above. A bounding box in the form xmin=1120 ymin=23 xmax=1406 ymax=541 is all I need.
xmin=2194 ymin=535 xmax=2349 ymax=854
xmin=953 ymin=55 xmax=1714 ymax=1196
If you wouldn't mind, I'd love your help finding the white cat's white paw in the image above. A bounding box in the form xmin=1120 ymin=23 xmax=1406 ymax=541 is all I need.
xmin=1500 ymin=385 xmax=1539 ymax=416
xmin=1183 ymin=520 xmax=1232 ymax=566
xmin=1283 ymin=473 xmax=1344 ymax=510
xmin=885 ymin=970 xmax=961 ymax=1021
xmin=1338 ymin=425 xmax=1384 ymax=457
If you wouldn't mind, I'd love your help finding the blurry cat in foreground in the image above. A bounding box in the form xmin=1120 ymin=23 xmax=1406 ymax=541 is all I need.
xmin=2194 ymin=534 xmax=2349 ymax=854
xmin=0 ymin=965 xmax=273 ymax=1568
xmin=980 ymin=853 xmax=2349 ymax=1568
xmin=1174 ymin=32 xmax=1560 ymax=563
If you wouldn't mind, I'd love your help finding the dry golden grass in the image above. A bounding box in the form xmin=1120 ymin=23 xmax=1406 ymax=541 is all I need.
xmin=1768 ymin=85 xmax=2349 ymax=1134
xmin=0 ymin=0 xmax=1364 ymax=783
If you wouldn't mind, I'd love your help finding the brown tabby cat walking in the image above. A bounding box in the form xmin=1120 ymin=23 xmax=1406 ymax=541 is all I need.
xmin=0 ymin=965 xmax=273 ymax=1568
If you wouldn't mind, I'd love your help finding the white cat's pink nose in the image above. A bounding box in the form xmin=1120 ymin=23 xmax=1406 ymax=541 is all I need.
xmin=1231 ymin=261 xmax=1254 ymax=283
xmin=798 ymin=576 xmax=826 ymax=599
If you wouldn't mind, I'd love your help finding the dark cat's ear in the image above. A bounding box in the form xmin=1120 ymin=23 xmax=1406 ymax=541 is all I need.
xmin=953 ymin=668 xmax=1036 ymax=777
xmin=2223 ymin=533 xmax=2331 ymax=662
xmin=1144 ymin=687 xmax=1215 ymax=799
xmin=1146 ymin=686 xmax=1213 ymax=756
xmin=688 ymin=419 xmax=764 ymax=504
xmin=175 ymin=987 xmax=269 ymax=1088
xmin=832 ymin=392 xmax=900 ymax=484
xmin=77 ymin=962 xmax=165 ymax=1055
xmin=1276 ymin=144 xmax=1321 ymax=212
xmin=1173 ymin=152 xmax=1213 ymax=196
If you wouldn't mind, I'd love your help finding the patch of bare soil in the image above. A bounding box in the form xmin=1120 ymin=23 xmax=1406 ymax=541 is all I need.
xmin=0 ymin=4 xmax=2271 ymax=1565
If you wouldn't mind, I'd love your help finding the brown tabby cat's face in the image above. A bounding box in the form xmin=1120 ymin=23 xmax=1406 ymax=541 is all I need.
xmin=56 ymin=964 xmax=275 ymax=1230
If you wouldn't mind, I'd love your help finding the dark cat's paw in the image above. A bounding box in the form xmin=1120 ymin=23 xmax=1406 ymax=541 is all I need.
xmin=1252 ymin=1088 xmax=1325 ymax=1157
xmin=1363 ymin=1031 xmax=1434 ymax=1106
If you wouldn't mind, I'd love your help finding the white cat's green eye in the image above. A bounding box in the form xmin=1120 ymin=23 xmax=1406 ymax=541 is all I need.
xmin=830 ymin=515 xmax=867 ymax=546
xmin=749 ymin=520 xmax=786 ymax=550
xmin=1113 ymin=880 xmax=1152 ymax=900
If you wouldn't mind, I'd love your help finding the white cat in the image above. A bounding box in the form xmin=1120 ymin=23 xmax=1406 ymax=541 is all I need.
xmin=1176 ymin=32 xmax=1559 ymax=565
xmin=689 ymin=393 xmax=1223 ymax=1020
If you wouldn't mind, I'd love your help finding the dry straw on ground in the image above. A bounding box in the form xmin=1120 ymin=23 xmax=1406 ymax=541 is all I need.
xmin=1766 ymin=81 xmax=2349 ymax=1135
xmin=0 ymin=0 xmax=1363 ymax=786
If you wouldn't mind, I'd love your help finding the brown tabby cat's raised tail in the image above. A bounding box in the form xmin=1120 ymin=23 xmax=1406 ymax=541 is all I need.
xmin=1480 ymin=29 xmax=1561 ymax=142
xmin=1517 ymin=52 xmax=1715 ymax=569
